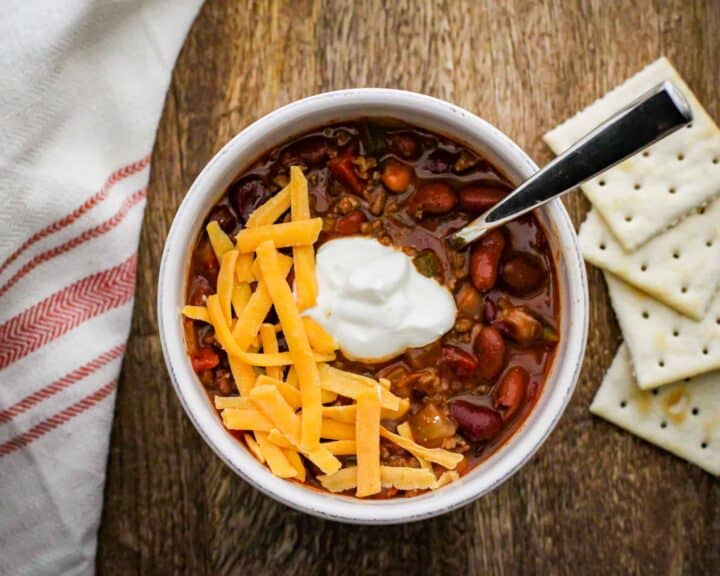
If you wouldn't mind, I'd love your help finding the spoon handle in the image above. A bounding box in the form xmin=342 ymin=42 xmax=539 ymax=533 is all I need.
xmin=451 ymin=81 xmax=693 ymax=247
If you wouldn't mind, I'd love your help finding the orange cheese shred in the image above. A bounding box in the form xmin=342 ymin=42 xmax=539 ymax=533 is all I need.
xmin=321 ymin=418 xmax=356 ymax=441
xmin=246 ymin=184 xmax=291 ymax=228
xmin=234 ymin=253 xmax=255 ymax=283
xmin=221 ymin=408 xmax=273 ymax=431
xmin=260 ymin=324 xmax=282 ymax=380
xmin=289 ymin=167 xmax=318 ymax=310
xmin=254 ymin=432 xmax=298 ymax=478
xmin=256 ymin=241 xmax=322 ymax=451
xmin=302 ymin=317 xmax=339 ymax=355
xmin=218 ymin=249 xmax=239 ymax=324
xmin=282 ymin=448 xmax=307 ymax=482
xmin=355 ymin=387 xmax=381 ymax=497
xmin=235 ymin=219 xmax=322 ymax=253
xmin=317 ymin=364 xmax=401 ymax=411
xmin=321 ymin=440 xmax=357 ymax=456
xmin=380 ymin=427 xmax=463 ymax=469
xmin=231 ymin=283 xmax=252 ymax=317
xmin=181 ymin=305 xmax=210 ymax=323
xmin=318 ymin=466 xmax=437 ymax=493
xmin=206 ymin=220 xmax=234 ymax=259
xmin=249 ymin=384 xmax=301 ymax=446
xmin=244 ymin=434 xmax=265 ymax=463
xmin=230 ymin=255 xmax=292 ymax=343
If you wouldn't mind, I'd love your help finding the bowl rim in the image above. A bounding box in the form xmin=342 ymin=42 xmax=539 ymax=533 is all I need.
xmin=158 ymin=88 xmax=589 ymax=524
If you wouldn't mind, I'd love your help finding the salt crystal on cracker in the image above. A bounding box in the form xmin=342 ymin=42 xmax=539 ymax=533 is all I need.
xmin=545 ymin=57 xmax=720 ymax=250
xmin=579 ymin=199 xmax=720 ymax=320
xmin=604 ymin=272 xmax=720 ymax=388
xmin=590 ymin=344 xmax=719 ymax=476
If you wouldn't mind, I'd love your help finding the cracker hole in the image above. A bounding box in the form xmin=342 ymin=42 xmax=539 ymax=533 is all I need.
xmin=683 ymin=378 xmax=692 ymax=383
xmin=686 ymin=123 xmax=693 ymax=129
xmin=620 ymin=400 xmax=627 ymax=408
xmin=642 ymin=311 xmax=649 ymax=319
xmin=703 ymin=347 xmax=709 ymax=355
xmin=625 ymin=215 xmax=633 ymax=222
xmin=692 ymin=407 xmax=699 ymax=416
xmin=598 ymin=179 xmax=606 ymax=186
xmin=668 ymin=187 xmax=676 ymax=194
xmin=658 ymin=360 xmax=665 ymax=367
xmin=660 ymin=421 xmax=667 ymax=429
xmin=707 ymin=240 xmax=714 ymax=247
xmin=677 ymin=153 xmax=685 ymax=161
xmin=651 ymin=389 xmax=659 ymax=396
xmin=713 ymin=157 xmax=719 ymax=164
xmin=640 ymin=264 xmax=648 ymax=272
xmin=701 ymin=442 xmax=708 ymax=449
xmin=716 ymin=318 xmax=720 ymax=325
xmin=697 ymin=207 xmax=706 ymax=215
xmin=681 ymin=286 xmax=688 ymax=294
xmin=599 ymin=243 xmax=606 ymax=251
xmin=642 ymin=150 xmax=650 ymax=157
xmin=633 ymin=183 xmax=641 ymax=190
xmin=673 ymin=329 xmax=680 ymax=337
xmin=672 ymin=250 xmax=680 ymax=259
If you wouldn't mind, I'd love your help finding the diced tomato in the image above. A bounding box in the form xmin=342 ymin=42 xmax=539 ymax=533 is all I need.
xmin=328 ymin=152 xmax=365 ymax=195
xmin=191 ymin=348 xmax=220 ymax=373
xmin=334 ymin=210 xmax=366 ymax=235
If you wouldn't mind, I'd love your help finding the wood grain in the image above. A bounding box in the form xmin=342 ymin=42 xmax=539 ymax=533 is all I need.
xmin=97 ymin=1 xmax=720 ymax=574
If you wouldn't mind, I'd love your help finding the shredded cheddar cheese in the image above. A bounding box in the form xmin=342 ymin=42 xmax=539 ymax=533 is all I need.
xmin=182 ymin=305 xmax=210 ymax=323
xmin=289 ymin=167 xmax=318 ymax=311
xmin=256 ymin=241 xmax=322 ymax=451
xmin=206 ymin=220 xmax=234 ymax=259
xmin=186 ymin=164 xmax=467 ymax=496
xmin=235 ymin=219 xmax=323 ymax=253
xmin=355 ymin=387 xmax=381 ymax=497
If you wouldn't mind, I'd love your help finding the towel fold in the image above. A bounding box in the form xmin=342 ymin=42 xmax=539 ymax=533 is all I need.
xmin=0 ymin=1 xmax=204 ymax=573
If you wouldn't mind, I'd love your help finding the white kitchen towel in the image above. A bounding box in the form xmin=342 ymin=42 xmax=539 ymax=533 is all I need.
xmin=0 ymin=1 xmax=204 ymax=574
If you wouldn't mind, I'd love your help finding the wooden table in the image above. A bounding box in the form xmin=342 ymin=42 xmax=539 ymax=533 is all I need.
xmin=97 ymin=1 xmax=720 ymax=573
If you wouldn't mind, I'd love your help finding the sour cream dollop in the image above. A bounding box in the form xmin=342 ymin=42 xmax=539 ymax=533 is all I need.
xmin=304 ymin=237 xmax=457 ymax=362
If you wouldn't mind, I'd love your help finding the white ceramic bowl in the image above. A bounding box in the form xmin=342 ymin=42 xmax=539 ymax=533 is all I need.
xmin=158 ymin=89 xmax=589 ymax=524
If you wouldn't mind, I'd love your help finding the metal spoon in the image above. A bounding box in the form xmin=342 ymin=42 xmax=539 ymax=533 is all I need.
xmin=450 ymin=81 xmax=693 ymax=248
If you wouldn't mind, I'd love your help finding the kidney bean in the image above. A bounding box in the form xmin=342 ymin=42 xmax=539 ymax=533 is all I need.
xmin=231 ymin=177 xmax=271 ymax=224
xmin=450 ymin=400 xmax=502 ymax=442
xmin=188 ymin=275 xmax=213 ymax=306
xmin=469 ymin=229 xmax=506 ymax=292
xmin=389 ymin=133 xmax=420 ymax=159
xmin=191 ymin=348 xmax=220 ymax=373
xmin=409 ymin=182 xmax=458 ymax=217
xmin=423 ymin=149 xmax=457 ymax=173
xmin=281 ymin=136 xmax=327 ymax=165
xmin=501 ymin=253 xmax=546 ymax=294
xmin=474 ymin=326 xmax=506 ymax=382
xmin=494 ymin=366 xmax=529 ymax=420
xmin=458 ymin=185 xmax=509 ymax=213
xmin=442 ymin=346 xmax=479 ymax=378
xmin=207 ymin=205 xmax=237 ymax=234
xmin=328 ymin=152 xmax=365 ymax=195
xmin=381 ymin=159 xmax=413 ymax=193
xmin=334 ymin=210 xmax=366 ymax=235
